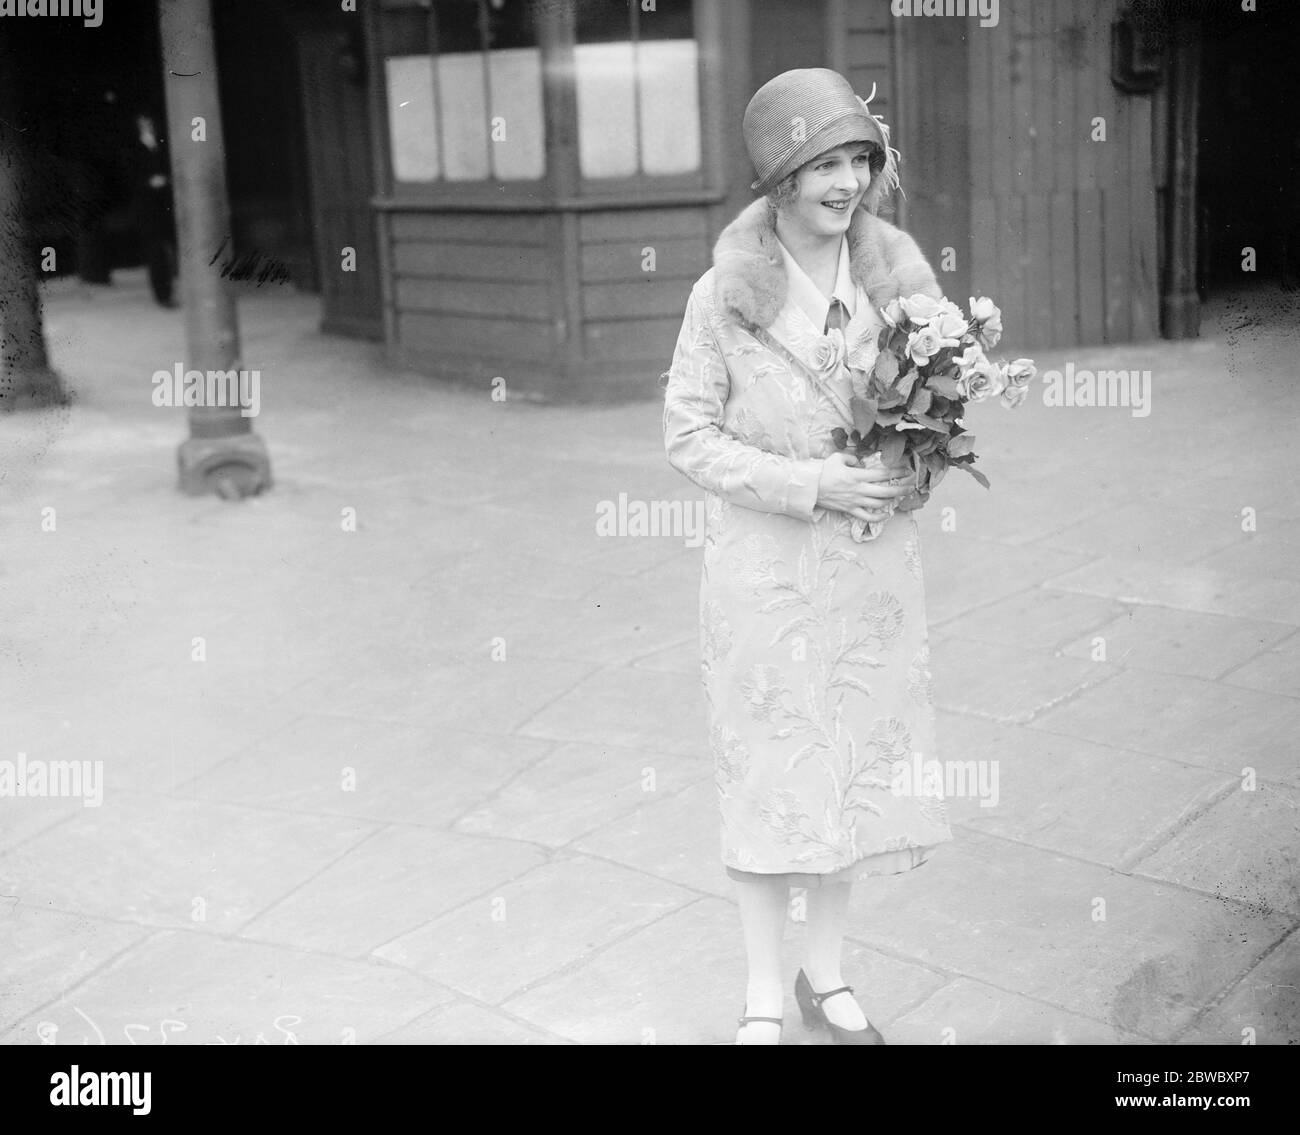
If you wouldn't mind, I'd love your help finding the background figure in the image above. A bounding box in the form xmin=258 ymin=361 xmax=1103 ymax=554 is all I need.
xmin=128 ymin=112 xmax=177 ymax=307
xmin=74 ymin=88 xmax=125 ymax=284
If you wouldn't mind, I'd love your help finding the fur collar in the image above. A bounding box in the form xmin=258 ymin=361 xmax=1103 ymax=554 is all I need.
xmin=712 ymin=200 xmax=941 ymax=330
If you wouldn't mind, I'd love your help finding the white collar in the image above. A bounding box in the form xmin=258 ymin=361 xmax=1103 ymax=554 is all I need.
xmin=776 ymin=235 xmax=856 ymax=333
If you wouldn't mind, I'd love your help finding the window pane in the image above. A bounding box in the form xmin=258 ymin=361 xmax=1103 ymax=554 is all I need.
xmin=385 ymin=55 xmax=441 ymax=181
xmin=437 ymin=54 xmax=491 ymax=180
xmin=489 ymin=47 xmax=545 ymax=179
xmin=574 ymin=42 xmax=639 ymax=179
xmin=638 ymin=39 xmax=700 ymax=175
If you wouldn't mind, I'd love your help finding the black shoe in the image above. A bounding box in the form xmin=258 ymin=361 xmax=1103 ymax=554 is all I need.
xmin=735 ymin=1008 xmax=783 ymax=1044
xmin=795 ymin=969 xmax=885 ymax=1045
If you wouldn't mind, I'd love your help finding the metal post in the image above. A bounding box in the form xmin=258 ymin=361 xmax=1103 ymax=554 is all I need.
xmin=158 ymin=0 xmax=271 ymax=496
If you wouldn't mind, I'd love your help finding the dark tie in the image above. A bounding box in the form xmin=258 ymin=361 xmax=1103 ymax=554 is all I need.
xmin=824 ymin=298 xmax=848 ymax=334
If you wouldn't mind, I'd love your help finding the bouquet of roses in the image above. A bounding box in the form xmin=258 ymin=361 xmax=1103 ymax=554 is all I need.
xmin=831 ymin=294 xmax=1035 ymax=533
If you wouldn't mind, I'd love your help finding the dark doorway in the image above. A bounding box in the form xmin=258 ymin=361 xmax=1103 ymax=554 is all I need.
xmin=292 ymin=21 xmax=384 ymax=340
xmin=1197 ymin=4 xmax=1300 ymax=293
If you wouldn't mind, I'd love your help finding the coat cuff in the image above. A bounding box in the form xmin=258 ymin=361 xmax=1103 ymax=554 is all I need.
xmin=785 ymin=457 xmax=824 ymax=521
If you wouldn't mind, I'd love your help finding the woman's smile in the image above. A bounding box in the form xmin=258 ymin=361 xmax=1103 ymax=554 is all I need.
xmin=786 ymin=142 xmax=874 ymax=238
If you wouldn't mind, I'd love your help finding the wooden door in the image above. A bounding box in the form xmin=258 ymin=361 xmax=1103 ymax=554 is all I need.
xmin=296 ymin=28 xmax=383 ymax=339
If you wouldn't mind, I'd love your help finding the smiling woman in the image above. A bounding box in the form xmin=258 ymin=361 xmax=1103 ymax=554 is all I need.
xmin=662 ymin=67 xmax=950 ymax=1047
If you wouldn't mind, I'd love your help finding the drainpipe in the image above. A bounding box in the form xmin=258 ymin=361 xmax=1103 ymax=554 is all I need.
xmin=1160 ymin=15 xmax=1201 ymax=338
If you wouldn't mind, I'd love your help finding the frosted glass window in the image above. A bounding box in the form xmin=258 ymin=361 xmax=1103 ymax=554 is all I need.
xmin=437 ymin=54 xmax=491 ymax=181
xmin=574 ymin=43 xmax=639 ymax=180
xmin=638 ymin=40 xmax=701 ymax=176
xmin=385 ymin=55 xmax=440 ymax=182
xmin=488 ymin=48 xmax=545 ymax=180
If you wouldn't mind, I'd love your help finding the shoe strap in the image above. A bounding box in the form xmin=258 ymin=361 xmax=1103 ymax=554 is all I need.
xmin=810 ymin=984 xmax=854 ymax=1008
xmin=737 ymin=1015 xmax=784 ymax=1027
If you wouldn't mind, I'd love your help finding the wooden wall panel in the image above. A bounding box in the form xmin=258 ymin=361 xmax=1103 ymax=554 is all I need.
xmin=947 ymin=0 xmax=1159 ymax=349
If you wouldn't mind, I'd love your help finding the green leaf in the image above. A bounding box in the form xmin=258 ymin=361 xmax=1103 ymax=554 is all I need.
xmin=851 ymin=397 xmax=878 ymax=436
xmin=830 ymin=427 xmax=848 ymax=450
xmin=928 ymin=374 xmax=962 ymax=399
xmin=877 ymin=431 xmax=906 ymax=467
xmin=910 ymin=412 xmax=948 ymax=432
xmin=873 ymin=351 xmax=900 ymax=385
xmin=909 ymin=386 xmax=933 ymax=416
xmin=955 ymin=462 xmax=991 ymax=489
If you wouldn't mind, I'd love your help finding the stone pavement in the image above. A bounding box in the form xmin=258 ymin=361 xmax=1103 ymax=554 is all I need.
xmin=1 ymin=271 xmax=1297 ymax=1045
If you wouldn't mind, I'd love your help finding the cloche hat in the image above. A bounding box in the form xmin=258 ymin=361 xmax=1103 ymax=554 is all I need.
xmin=742 ymin=67 xmax=901 ymax=210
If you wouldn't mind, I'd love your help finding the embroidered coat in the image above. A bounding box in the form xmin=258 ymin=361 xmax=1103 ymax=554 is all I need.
xmin=663 ymin=200 xmax=954 ymax=882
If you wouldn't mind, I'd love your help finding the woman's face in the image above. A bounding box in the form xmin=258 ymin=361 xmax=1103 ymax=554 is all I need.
xmin=782 ymin=142 xmax=874 ymax=240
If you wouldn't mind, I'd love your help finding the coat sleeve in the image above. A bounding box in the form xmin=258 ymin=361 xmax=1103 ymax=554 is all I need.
xmin=662 ymin=288 xmax=823 ymax=520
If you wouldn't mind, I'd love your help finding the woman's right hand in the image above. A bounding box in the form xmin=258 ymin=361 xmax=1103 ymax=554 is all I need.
xmin=815 ymin=452 xmax=915 ymax=524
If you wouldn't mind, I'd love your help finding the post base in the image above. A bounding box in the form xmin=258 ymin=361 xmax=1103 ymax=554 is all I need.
xmin=0 ymin=367 xmax=71 ymax=412
xmin=178 ymin=431 xmax=272 ymax=499
xmin=1160 ymin=289 xmax=1201 ymax=339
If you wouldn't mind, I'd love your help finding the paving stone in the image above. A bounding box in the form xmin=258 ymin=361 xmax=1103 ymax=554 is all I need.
xmin=373 ymin=1000 xmax=569 ymax=1045
xmin=518 ymin=666 xmax=708 ymax=757
xmin=1030 ymin=670 xmax=1300 ymax=785
xmin=187 ymin=716 xmax=551 ymax=826
xmin=0 ymin=793 xmax=374 ymax=934
xmin=1044 ymin=555 xmax=1300 ymax=626
xmin=1219 ymin=629 xmax=1300 ymax=699
xmin=0 ymin=798 xmax=82 ymax=855
xmin=0 ymin=931 xmax=453 ymax=1046
xmin=912 ymin=535 xmax=1088 ymax=626
xmin=413 ymin=549 xmax=621 ymax=602
xmin=1058 ymin=605 xmax=1292 ymax=680
xmin=932 ymin=587 xmax=1123 ymax=650
xmin=886 ymin=977 xmax=1148 ymax=1045
xmin=572 ymin=779 xmax=730 ymax=897
xmin=1133 ymin=782 xmax=1300 ymax=917
xmin=503 ymin=897 xmax=946 ymax=1045
xmin=1198 ymin=529 xmax=1300 ymax=584
xmin=0 ymin=906 xmax=148 ymax=1033
xmin=844 ymin=831 xmax=1291 ymax=1040
xmin=1038 ymin=503 xmax=1247 ymax=564
xmin=937 ymin=713 xmax=1232 ymax=868
xmin=285 ymin=654 xmax=598 ymax=735
xmin=240 ymin=828 xmax=549 ymax=957
xmin=454 ymin=742 xmax=708 ymax=847
xmin=33 ymin=692 xmax=298 ymax=799
xmin=932 ymin=637 xmax=1109 ymax=724
xmin=1179 ymin=932 xmax=1300 ymax=1045
xmin=470 ymin=501 xmax=690 ymax=578
xmin=373 ymin=854 xmax=695 ymax=1005
xmin=629 ymin=638 xmax=699 ymax=677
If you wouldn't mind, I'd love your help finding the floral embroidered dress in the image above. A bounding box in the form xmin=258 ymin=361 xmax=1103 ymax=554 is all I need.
xmin=664 ymin=229 xmax=953 ymax=886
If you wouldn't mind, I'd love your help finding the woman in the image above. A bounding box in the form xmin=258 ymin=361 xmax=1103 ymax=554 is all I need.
xmin=662 ymin=68 xmax=953 ymax=1045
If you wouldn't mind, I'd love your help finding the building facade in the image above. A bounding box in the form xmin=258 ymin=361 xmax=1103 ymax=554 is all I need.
xmin=346 ymin=0 xmax=1291 ymax=400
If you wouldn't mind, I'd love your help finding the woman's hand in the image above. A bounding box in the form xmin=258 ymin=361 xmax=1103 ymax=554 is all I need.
xmin=816 ymin=452 xmax=916 ymax=525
